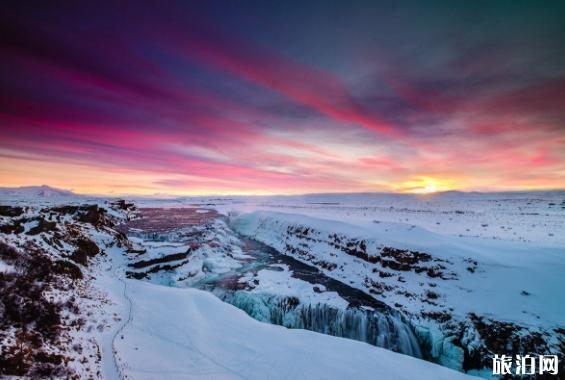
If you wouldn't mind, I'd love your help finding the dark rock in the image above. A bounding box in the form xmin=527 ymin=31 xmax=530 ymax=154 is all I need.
xmin=421 ymin=311 xmax=452 ymax=323
xmin=0 ymin=242 xmax=19 ymax=262
xmin=279 ymin=296 xmax=300 ymax=310
xmin=126 ymin=271 xmax=147 ymax=280
xmin=314 ymin=260 xmax=338 ymax=271
xmin=425 ymin=290 xmax=439 ymax=299
xmin=380 ymin=247 xmax=432 ymax=265
xmin=127 ymin=259 xmax=189 ymax=278
xmin=0 ymin=220 xmax=25 ymax=235
xmin=77 ymin=205 xmax=112 ymax=228
xmin=110 ymin=199 xmax=135 ymax=211
xmin=452 ymin=313 xmax=558 ymax=373
xmin=128 ymin=251 xmax=189 ymax=269
xmin=52 ymin=260 xmax=83 ymax=280
xmin=26 ymin=218 xmax=57 ymax=235
xmin=69 ymin=238 xmax=100 ymax=266
xmin=45 ymin=205 xmax=80 ymax=215
xmin=0 ymin=206 xmax=24 ymax=217
xmin=126 ymin=247 xmax=146 ymax=254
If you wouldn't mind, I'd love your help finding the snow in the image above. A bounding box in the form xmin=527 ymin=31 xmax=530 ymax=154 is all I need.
xmin=121 ymin=215 xmax=426 ymax=360
xmin=239 ymin=265 xmax=349 ymax=309
xmin=0 ymin=260 xmax=15 ymax=273
xmin=90 ymin=249 xmax=133 ymax=380
xmin=229 ymin=209 xmax=565 ymax=372
xmin=114 ymin=279 xmax=476 ymax=380
xmin=150 ymin=191 xmax=564 ymax=246
xmin=2 ymin=192 xmax=563 ymax=378
xmin=0 ymin=185 xmax=78 ymax=200
xmin=232 ymin=210 xmax=565 ymax=329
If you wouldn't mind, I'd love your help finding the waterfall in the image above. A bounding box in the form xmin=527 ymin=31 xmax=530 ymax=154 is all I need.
xmin=126 ymin=226 xmax=425 ymax=361
xmin=219 ymin=290 xmax=423 ymax=359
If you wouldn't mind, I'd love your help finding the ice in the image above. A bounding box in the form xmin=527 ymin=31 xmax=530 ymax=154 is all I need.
xmin=114 ymin=280 xmax=476 ymax=380
xmin=220 ymin=290 xmax=423 ymax=358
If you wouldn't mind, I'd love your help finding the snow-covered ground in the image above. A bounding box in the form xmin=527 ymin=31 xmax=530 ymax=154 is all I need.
xmin=1 ymin=189 xmax=564 ymax=378
xmin=0 ymin=197 xmax=481 ymax=379
xmin=134 ymin=191 xmax=565 ymax=246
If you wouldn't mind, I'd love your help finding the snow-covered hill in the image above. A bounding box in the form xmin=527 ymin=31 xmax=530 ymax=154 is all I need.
xmin=0 ymin=201 xmax=135 ymax=377
xmin=0 ymin=185 xmax=78 ymax=199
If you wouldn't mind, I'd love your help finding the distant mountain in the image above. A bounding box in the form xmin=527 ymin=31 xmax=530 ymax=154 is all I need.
xmin=0 ymin=185 xmax=78 ymax=198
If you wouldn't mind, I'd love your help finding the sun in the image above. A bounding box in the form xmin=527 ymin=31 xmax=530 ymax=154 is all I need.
xmin=394 ymin=176 xmax=454 ymax=194
xmin=419 ymin=179 xmax=438 ymax=194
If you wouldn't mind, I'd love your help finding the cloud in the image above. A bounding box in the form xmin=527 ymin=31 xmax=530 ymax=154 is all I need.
xmin=0 ymin=1 xmax=564 ymax=194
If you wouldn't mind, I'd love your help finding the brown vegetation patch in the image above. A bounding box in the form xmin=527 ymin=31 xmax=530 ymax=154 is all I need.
xmin=27 ymin=218 xmax=58 ymax=235
xmin=0 ymin=242 xmax=80 ymax=378
xmin=0 ymin=206 xmax=24 ymax=217
xmin=69 ymin=238 xmax=100 ymax=266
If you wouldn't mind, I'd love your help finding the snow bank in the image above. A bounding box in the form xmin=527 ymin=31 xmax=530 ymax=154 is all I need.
xmin=115 ymin=280 xmax=476 ymax=380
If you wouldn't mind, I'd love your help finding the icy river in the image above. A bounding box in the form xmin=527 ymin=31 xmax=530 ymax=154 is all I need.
xmin=121 ymin=208 xmax=425 ymax=360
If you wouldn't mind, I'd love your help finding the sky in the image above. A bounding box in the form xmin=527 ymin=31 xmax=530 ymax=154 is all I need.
xmin=1 ymin=1 xmax=565 ymax=195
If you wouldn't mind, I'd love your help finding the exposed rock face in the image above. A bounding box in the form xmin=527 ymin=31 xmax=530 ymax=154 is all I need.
xmin=0 ymin=220 xmax=25 ymax=235
xmin=287 ymin=226 xmax=455 ymax=281
xmin=69 ymin=238 xmax=101 ymax=266
xmin=125 ymin=251 xmax=191 ymax=279
xmin=109 ymin=199 xmax=136 ymax=212
xmin=128 ymin=251 xmax=189 ymax=269
xmin=27 ymin=217 xmax=58 ymax=235
xmin=450 ymin=314 xmax=565 ymax=374
xmin=45 ymin=204 xmax=113 ymax=228
xmin=0 ymin=206 xmax=24 ymax=217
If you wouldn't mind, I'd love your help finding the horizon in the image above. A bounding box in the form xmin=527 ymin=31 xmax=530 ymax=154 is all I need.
xmin=2 ymin=183 xmax=565 ymax=199
xmin=1 ymin=2 xmax=565 ymax=194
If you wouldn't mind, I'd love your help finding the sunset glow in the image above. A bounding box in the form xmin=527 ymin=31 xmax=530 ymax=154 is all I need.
xmin=1 ymin=2 xmax=564 ymax=195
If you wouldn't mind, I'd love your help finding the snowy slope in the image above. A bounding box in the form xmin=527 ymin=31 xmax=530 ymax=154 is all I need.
xmin=0 ymin=201 xmax=136 ymax=378
xmin=115 ymin=280 xmax=476 ymax=380
xmin=0 ymin=185 xmax=77 ymax=198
